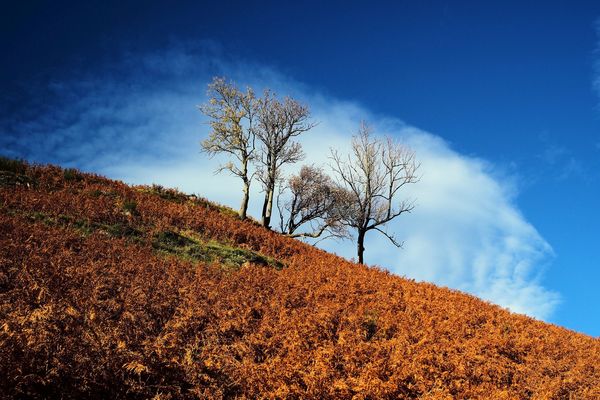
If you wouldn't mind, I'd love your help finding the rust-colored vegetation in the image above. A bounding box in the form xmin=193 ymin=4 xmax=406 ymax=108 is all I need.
xmin=1 ymin=159 xmax=599 ymax=399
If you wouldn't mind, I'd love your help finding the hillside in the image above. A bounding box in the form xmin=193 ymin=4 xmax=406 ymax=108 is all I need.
xmin=1 ymin=158 xmax=599 ymax=399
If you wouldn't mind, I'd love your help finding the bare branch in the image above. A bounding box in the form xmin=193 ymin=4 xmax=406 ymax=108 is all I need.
xmin=372 ymin=227 xmax=404 ymax=248
xmin=199 ymin=76 xmax=258 ymax=219
xmin=254 ymin=90 xmax=316 ymax=228
xmin=278 ymin=165 xmax=351 ymax=240
xmin=330 ymin=121 xmax=419 ymax=263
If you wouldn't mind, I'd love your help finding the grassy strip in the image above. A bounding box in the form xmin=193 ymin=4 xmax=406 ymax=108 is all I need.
xmin=5 ymin=208 xmax=144 ymax=240
xmin=153 ymin=230 xmax=284 ymax=270
xmin=2 ymin=206 xmax=284 ymax=271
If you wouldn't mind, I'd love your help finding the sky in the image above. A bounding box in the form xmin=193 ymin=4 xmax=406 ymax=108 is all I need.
xmin=1 ymin=1 xmax=599 ymax=336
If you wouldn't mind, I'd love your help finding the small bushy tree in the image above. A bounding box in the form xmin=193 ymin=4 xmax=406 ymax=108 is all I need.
xmin=277 ymin=165 xmax=350 ymax=239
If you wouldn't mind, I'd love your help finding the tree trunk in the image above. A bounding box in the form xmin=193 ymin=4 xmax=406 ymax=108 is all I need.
xmin=357 ymin=229 xmax=365 ymax=264
xmin=238 ymin=159 xmax=250 ymax=220
xmin=261 ymin=185 xmax=274 ymax=229
xmin=261 ymin=191 xmax=269 ymax=228
xmin=239 ymin=178 xmax=250 ymax=220
xmin=261 ymin=165 xmax=276 ymax=229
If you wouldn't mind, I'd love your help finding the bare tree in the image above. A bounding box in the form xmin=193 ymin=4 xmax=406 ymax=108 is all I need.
xmin=277 ymin=165 xmax=350 ymax=240
xmin=199 ymin=77 xmax=258 ymax=220
xmin=255 ymin=91 xmax=316 ymax=228
xmin=330 ymin=121 xmax=419 ymax=264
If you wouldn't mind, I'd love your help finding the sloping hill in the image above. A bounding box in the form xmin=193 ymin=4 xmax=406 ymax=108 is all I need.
xmin=1 ymin=158 xmax=599 ymax=399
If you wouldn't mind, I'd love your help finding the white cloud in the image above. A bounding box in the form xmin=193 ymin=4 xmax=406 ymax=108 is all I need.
xmin=0 ymin=43 xmax=560 ymax=320
xmin=367 ymin=130 xmax=559 ymax=319
xmin=296 ymin=117 xmax=559 ymax=320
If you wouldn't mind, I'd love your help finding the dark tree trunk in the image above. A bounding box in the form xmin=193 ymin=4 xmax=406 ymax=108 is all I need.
xmin=261 ymin=165 xmax=276 ymax=229
xmin=357 ymin=229 xmax=366 ymax=264
xmin=261 ymin=192 xmax=269 ymax=228
xmin=261 ymin=188 xmax=273 ymax=229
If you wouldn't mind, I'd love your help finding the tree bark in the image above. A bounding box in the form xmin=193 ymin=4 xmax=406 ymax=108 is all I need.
xmin=239 ymin=179 xmax=250 ymax=220
xmin=238 ymin=159 xmax=250 ymax=220
xmin=261 ymin=164 xmax=277 ymax=229
xmin=261 ymin=191 xmax=269 ymax=227
xmin=261 ymin=185 xmax=274 ymax=229
xmin=357 ymin=229 xmax=366 ymax=264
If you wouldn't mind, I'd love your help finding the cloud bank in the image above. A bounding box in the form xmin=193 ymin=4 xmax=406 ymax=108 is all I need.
xmin=0 ymin=42 xmax=560 ymax=320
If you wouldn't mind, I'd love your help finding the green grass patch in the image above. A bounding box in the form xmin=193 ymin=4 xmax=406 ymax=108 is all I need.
xmin=17 ymin=210 xmax=95 ymax=236
xmin=21 ymin=210 xmax=54 ymax=224
xmin=153 ymin=229 xmax=284 ymax=270
xmin=154 ymin=230 xmax=196 ymax=248
xmin=122 ymin=199 xmax=138 ymax=215
xmin=10 ymin=208 xmax=142 ymax=240
xmin=97 ymin=221 xmax=142 ymax=239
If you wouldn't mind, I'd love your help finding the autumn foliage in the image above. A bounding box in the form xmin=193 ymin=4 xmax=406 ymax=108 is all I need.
xmin=1 ymin=161 xmax=599 ymax=399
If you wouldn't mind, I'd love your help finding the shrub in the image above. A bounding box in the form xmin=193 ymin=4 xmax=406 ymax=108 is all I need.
xmin=0 ymin=156 xmax=27 ymax=174
xmin=122 ymin=199 xmax=138 ymax=215
xmin=63 ymin=168 xmax=82 ymax=181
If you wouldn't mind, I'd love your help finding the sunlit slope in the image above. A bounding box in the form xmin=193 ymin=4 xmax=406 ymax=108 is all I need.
xmin=1 ymin=159 xmax=598 ymax=399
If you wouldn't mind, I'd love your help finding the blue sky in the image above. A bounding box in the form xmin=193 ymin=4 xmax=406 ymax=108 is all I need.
xmin=1 ymin=1 xmax=600 ymax=336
